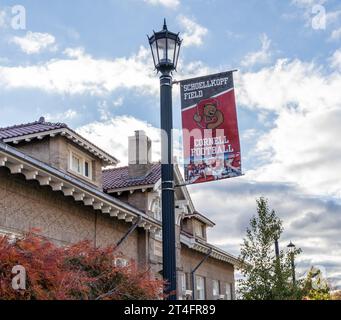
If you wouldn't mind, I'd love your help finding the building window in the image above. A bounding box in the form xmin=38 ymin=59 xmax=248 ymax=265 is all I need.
xmin=151 ymin=197 xmax=162 ymax=221
xmin=69 ymin=149 xmax=92 ymax=180
xmin=179 ymin=273 xmax=192 ymax=300
xmin=180 ymin=273 xmax=186 ymax=292
xmin=84 ymin=161 xmax=90 ymax=178
xmin=212 ymin=280 xmax=220 ymax=298
xmin=226 ymin=283 xmax=233 ymax=300
xmin=196 ymin=275 xmax=206 ymax=300
xmin=71 ymin=153 xmax=82 ymax=174
xmin=194 ymin=221 xmax=205 ymax=238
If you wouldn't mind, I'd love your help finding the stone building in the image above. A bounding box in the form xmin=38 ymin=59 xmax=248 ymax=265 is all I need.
xmin=0 ymin=117 xmax=238 ymax=300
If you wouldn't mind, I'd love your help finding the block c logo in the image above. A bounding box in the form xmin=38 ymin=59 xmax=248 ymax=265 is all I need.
xmin=12 ymin=265 xmax=26 ymax=290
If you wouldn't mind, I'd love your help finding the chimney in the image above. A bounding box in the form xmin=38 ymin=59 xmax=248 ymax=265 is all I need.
xmin=128 ymin=131 xmax=152 ymax=178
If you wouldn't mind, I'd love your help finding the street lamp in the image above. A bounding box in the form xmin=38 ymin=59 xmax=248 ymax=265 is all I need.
xmin=148 ymin=19 xmax=182 ymax=73
xmin=148 ymin=20 xmax=182 ymax=300
xmin=287 ymin=241 xmax=296 ymax=286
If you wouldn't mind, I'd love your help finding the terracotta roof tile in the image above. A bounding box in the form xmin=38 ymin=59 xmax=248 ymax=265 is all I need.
xmin=0 ymin=118 xmax=67 ymax=140
xmin=103 ymin=163 xmax=161 ymax=191
xmin=0 ymin=117 xmax=118 ymax=164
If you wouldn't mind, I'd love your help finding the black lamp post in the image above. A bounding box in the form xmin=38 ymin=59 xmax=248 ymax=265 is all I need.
xmin=287 ymin=241 xmax=296 ymax=286
xmin=148 ymin=19 xmax=182 ymax=300
xmin=274 ymin=237 xmax=280 ymax=259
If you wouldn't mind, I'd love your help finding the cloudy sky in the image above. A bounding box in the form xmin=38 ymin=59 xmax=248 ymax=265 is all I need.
xmin=1 ymin=0 xmax=341 ymax=288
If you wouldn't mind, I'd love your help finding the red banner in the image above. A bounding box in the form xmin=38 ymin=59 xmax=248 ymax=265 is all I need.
xmin=180 ymin=71 xmax=242 ymax=185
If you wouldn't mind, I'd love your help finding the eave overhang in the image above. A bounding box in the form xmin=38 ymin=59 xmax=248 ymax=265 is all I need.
xmin=180 ymin=233 xmax=240 ymax=266
xmin=184 ymin=212 xmax=215 ymax=228
xmin=2 ymin=128 xmax=118 ymax=166
xmin=107 ymin=184 xmax=155 ymax=195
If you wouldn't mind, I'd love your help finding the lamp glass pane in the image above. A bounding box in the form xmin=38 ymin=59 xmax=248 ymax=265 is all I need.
xmin=167 ymin=38 xmax=176 ymax=65
xmin=151 ymin=41 xmax=157 ymax=66
xmin=157 ymin=38 xmax=168 ymax=64
xmin=174 ymin=41 xmax=180 ymax=68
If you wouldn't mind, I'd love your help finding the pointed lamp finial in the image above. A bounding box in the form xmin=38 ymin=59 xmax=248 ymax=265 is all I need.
xmin=163 ymin=18 xmax=167 ymax=30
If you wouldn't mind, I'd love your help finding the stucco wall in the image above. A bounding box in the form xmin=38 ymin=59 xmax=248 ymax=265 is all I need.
xmin=115 ymin=190 xmax=149 ymax=213
xmin=0 ymin=167 xmax=144 ymax=265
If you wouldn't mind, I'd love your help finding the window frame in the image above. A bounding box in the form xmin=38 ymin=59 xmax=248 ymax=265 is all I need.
xmin=194 ymin=221 xmax=205 ymax=239
xmin=180 ymin=273 xmax=186 ymax=293
xmin=226 ymin=283 xmax=233 ymax=300
xmin=151 ymin=197 xmax=162 ymax=222
xmin=68 ymin=147 xmax=93 ymax=181
xmin=196 ymin=275 xmax=206 ymax=300
xmin=212 ymin=279 xmax=220 ymax=298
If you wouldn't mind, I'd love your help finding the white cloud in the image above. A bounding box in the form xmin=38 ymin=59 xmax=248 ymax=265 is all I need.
xmin=10 ymin=31 xmax=57 ymax=54
xmin=0 ymin=44 xmax=214 ymax=97
xmin=329 ymin=27 xmax=341 ymax=41
xmin=241 ymin=34 xmax=272 ymax=67
xmin=0 ymin=46 xmax=159 ymax=96
xmin=178 ymin=15 xmax=208 ymax=47
xmin=63 ymin=47 xmax=85 ymax=58
xmin=238 ymin=57 xmax=340 ymax=113
xmin=113 ymin=97 xmax=124 ymax=107
xmin=241 ymin=128 xmax=258 ymax=141
xmin=249 ymin=107 xmax=341 ymax=196
xmin=45 ymin=109 xmax=78 ymax=122
xmin=97 ymin=98 xmax=124 ymax=121
xmin=76 ymin=115 xmax=161 ymax=165
xmin=237 ymin=50 xmax=341 ymax=198
xmin=292 ymin=0 xmax=326 ymax=7
xmin=144 ymin=0 xmax=180 ymax=9
xmin=330 ymin=49 xmax=341 ymax=70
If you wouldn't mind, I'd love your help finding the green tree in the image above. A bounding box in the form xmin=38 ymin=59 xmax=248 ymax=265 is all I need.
xmin=238 ymin=197 xmax=302 ymax=300
xmin=302 ymin=267 xmax=331 ymax=300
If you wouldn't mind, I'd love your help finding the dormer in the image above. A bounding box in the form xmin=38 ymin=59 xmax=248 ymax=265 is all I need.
xmin=181 ymin=211 xmax=215 ymax=242
xmin=0 ymin=117 xmax=118 ymax=189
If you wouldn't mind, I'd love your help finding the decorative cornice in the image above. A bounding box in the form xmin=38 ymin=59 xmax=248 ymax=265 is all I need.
xmin=184 ymin=212 xmax=215 ymax=227
xmin=180 ymin=234 xmax=240 ymax=266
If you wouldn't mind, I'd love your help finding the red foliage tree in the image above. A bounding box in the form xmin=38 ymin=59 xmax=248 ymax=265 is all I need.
xmin=0 ymin=232 xmax=164 ymax=300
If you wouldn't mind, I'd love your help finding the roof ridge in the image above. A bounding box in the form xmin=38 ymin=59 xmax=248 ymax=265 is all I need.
xmin=103 ymin=166 xmax=128 ymax=172
xmin=103 ymin=162 xmax=161 ymax=173
xmin=0 ymin=119 xmax=68 ymax=132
